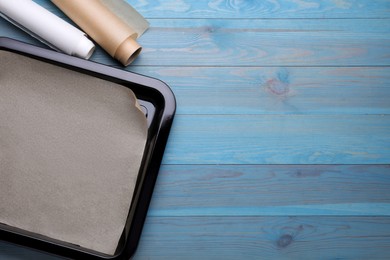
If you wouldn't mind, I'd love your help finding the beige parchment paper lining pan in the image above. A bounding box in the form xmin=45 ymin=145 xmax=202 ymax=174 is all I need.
xmin=0 ymin=50 xmax=148 ymax=255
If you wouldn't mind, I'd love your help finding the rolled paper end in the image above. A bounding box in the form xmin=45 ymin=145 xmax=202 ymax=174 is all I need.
xmin=114 ymin=36 xmax=142 ymax=66
xmin=73 ymin=37 xmax=95 ymax=59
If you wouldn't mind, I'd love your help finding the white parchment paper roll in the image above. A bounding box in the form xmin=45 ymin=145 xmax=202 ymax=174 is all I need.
xmin=0 ymin=0 xmax=95 ymax=59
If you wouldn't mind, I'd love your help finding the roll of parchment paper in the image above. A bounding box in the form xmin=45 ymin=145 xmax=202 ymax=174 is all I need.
xmin=51 ymin=0 xmax=149 ymax=66
xmin=0 ymin=0 xmax=95 ymax=59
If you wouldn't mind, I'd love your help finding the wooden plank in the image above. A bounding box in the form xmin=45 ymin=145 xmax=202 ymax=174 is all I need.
xmin=32 ymin=0 xmax=390 ymax=19
xmin=115 ymin=19 xmax=390 ymax=66
xmin=134 ymin=216 xmax=390 ymax=259
xmin=2 ymin=19 xmax=390 ymax=66
xmin=130 ymin=66 xmax=390 ymax=115
xmin=148 ymin=165 xmax=390 ymax=216
xmin=163 ymin=115 xmax=390 ymax=165
xmin=127 ymin=0 xmax=390 ymax=19
xmin=2 ymin=216 xmax=390 ymax=259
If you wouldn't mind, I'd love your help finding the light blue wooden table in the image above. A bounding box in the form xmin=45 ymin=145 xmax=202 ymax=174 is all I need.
xmin=1 ymin=0 xmax=390 ymax=259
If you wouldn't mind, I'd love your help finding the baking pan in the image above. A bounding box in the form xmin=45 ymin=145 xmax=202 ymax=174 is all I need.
xmin=0 ymin=37 xmax=175 ymax=259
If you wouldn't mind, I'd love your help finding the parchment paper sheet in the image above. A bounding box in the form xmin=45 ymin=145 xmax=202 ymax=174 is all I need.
xmin=51 ymin=0 xmax=149 ymax=66
xmin=100 ymin=0 xmax=149 ymax=37
xmin=0 ymin=51 xmax=148 ymax=255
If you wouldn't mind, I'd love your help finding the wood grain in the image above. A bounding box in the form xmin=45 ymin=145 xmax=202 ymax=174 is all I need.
xmin=127 ymin=0 xmax=390 ymax=19
xmin=130 ymin=66 xmax=390 ymax=115
xmin=133 ymin=216 xmax=390 ymax=259
xmin=148 ymin=165 xmax=390 ymax=216
xmin=2 ymin=18 xmax=389 ymax=66
xmin=164 ymin=115 xmax=390 ymax=164
xmin=2 ymin=216 xmax=390 ymax=259
xmin=32 ymin=0 xmax=390 ymax=19
xmin=117 ymin=19 xmax=390 ymax=66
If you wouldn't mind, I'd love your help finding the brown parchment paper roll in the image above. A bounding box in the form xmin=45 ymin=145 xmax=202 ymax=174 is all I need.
xmin=51 ymin=0 xmax=143 ymax=66
xmin=0 ymin=51 xmax=148 ymax=255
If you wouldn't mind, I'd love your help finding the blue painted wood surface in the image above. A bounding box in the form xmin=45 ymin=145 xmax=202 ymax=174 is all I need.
xmin=1 ymin=0 xmax=390 ymax=259
xmin=147 ymin=165 xmax=390 ymax=216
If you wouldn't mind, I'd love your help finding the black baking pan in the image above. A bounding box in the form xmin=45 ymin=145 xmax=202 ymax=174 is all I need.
xmin=0 ymin=37 xmax=175 ymax=260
